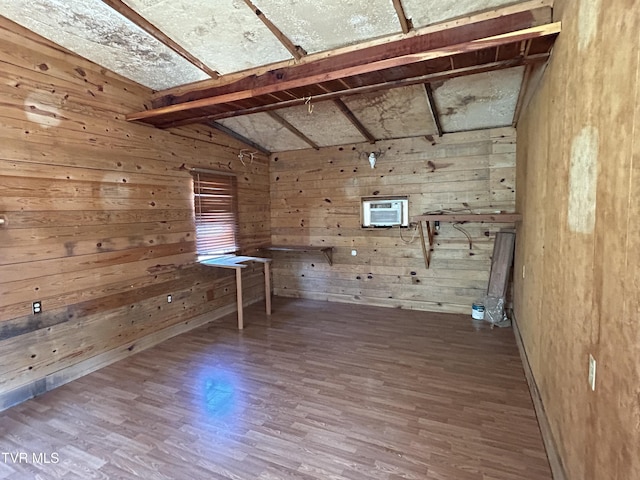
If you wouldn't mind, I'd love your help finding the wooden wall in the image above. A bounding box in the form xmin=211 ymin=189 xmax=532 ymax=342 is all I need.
xmin=270 ymin=128 xmax=516 ymax=313
xmin=514 ymin=0 xmax=640 ymax=478
xmin=0 ymin=18 xmax=270 ymax=408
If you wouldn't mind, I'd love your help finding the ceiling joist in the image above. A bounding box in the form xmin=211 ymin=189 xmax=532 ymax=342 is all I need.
xmin=242 ymin=0 xmax=307 ymax=60
xmin=333 ymin=99 xmax=377 ymax=144
xmin=152 ymin=0 xmax=552 ymax=102
xmin=423 ymin=84 xmax=443 ymax=137
xmin=392 ymin=0 xmax=413 ymax=34
xmin=207 ymin=121 xmax=271 ymax=155
xmin=99 ymin=0 xmax=219 ymax=79
xmin=157 ymin=55 xmax=551 ymax=129
xmin=266 ymin=111 xmax=320 ymax=150
xmin=127 ymin=22 xmax=560 ymax=126
xmin=512 ymin=63 xmax=534 ymax=127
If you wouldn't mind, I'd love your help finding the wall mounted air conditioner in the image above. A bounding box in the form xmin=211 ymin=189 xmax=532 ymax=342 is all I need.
xmin=362 ymin=197 xmax=409 ymax=227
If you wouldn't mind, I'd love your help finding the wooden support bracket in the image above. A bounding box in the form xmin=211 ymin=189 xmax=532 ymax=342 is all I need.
xmin=413 ymin=213 xmax=522 ymax=269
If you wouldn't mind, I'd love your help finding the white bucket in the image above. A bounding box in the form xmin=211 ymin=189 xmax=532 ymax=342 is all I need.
xmin=471 ymin=302 xmax=485 ymax=320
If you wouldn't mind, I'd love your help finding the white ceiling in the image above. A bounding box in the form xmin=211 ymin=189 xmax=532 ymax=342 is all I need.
xmin=0 ymin=0 xmax=542 ymax=152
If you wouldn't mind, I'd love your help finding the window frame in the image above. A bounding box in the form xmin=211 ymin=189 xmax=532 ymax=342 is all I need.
xmin=191 ymin=168 xmax=239 ymax=258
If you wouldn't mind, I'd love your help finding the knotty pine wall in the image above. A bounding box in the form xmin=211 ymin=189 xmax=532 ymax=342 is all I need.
xmin=270 ymin=128 xmax=516 ymax=313
xmin=0 ymin=18 xmax=270 ymax=409
xmin=514 ymin=0 xmax=640 ymax=478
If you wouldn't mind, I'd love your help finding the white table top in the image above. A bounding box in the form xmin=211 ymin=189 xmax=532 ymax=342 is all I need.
xmin=199 ymin=255 xmax=271 ymax=269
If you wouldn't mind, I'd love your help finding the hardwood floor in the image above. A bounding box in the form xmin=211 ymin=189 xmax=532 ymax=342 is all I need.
xmin=0 ymin=298 xmax=552 ymax=480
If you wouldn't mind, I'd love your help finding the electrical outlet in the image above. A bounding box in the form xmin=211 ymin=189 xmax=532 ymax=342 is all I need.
xmin=167 ymin=295 xmax=172 ymax=303
xmin=351 ymin=249 xmax=357 ymax=256
xmin=588 ymin=354 xmax=597 ymax=391
xmin=32 ymin=301 xmax=42 ymax=314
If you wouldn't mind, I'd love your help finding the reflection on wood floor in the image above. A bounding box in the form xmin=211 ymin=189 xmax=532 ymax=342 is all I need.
xmin=0 ymin=297 xmax=552 ymax=479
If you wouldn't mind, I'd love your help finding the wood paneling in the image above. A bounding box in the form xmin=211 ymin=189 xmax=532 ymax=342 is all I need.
xmin=0 ymin=298 xmax=552 ymax=479
xmin=0 ymin=17 xmax=270 ymax=407
xmin=514 ymin=0 xmax=640 ymax=478
xmin=269 ymin=128 xmax=516 ymax=313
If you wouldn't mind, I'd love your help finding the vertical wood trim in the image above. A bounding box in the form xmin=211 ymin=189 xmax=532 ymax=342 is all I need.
xmin=264 ymin=262 xmax=272 ymax=315
xmin=512 ymin=315 xmax=568 ymax=480
xmin=235 ymin=268 xmax=244 ymax=330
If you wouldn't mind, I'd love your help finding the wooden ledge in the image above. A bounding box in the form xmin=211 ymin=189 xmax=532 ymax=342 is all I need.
xmin=260 ymin=245 xmax=334 ymax=266
xmin=412 ymin=213 xmax=522 ymax=222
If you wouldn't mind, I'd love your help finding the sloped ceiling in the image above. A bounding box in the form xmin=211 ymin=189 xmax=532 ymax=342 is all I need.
xmin=0 ymin=0 xmax=560 ymax=153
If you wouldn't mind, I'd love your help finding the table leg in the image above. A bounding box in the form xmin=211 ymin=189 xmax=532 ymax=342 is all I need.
xmin=235 ymin=268 xmax=243 ymax=330
xmin=264 ymin=262 xmax=271 ymax=316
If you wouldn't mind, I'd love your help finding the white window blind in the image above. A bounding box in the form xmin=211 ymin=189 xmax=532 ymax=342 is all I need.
xmin=192 ymin=171 xmax=239 ymax=256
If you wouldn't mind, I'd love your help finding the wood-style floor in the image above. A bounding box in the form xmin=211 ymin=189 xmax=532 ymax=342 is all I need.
xmin=0 ymin=298 xmax=552 ymax=480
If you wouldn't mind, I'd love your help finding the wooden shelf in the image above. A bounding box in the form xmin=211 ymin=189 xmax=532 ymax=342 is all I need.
xmin=260 ymin=245 xmax=334 ymax=265
xmin=412 ymin=213 xmax=522 ymax=222
xmin=411 ymin=213 xmax=522 ymax=269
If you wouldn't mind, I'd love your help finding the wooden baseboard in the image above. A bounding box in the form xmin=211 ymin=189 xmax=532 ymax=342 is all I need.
xmin=0 ymin=302 xmax=238 ymax=412
xmin=512 ymin=314 xmax=568 ymax=480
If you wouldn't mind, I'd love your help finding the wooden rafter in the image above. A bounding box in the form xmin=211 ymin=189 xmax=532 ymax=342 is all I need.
xmin=207 ymin=122 xmax=271 ymax=155
xmin=392 ymin=0 xmax=413 ymax=34
xmin=423 ymin=83 xmax=443 ymax=137
xmin=242 ymin=0 xmax=307 ymax=60
xmin=157 ymin=55 xmax=550 ymax=129
xmin=333 ymin=99 xmax=376 ymax=144
xmin=266 ymin=111 xmax=320 ymax=150
xmin=512 ymin=63 xmax=533 ymax=126
xmin=153 ymin=0 xmax=552 ymax=101
xmin=127 ymin=23 xmax=560 ymax=124
xmin=100 ymin=0 xmax=219 ymax=79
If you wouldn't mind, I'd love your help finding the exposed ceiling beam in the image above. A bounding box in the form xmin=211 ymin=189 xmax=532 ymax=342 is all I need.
xmin=153 ymin=0 xmax=552 ymax=102
xmin=265 ymin=111 xmax=320 ymax=150
xmin=392 ymin=0 xmax=413 ymax=34
xmin=242 ymin=0 xmax=307 ymax=60
xmin=157 ymin=55 xmax=550 ymax=128
xmin=423 ymin=84 xmax=443 ymax=137
xmin=99 ymin=0 xmax=219 ymax=79
xmin=206 ymin=122 xmax=271 ymax=155
xmin=127 ymin=23 xmax=560 ymax=124
xmin=333 ymin=99 xmax=376 ymax=144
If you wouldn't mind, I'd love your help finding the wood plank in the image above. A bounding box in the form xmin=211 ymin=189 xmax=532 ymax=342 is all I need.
xmin=0 ymin=18 xmax=271 ymax=402
xmin=158 ymin=56 xmax=550 ymax=127
xmin=487 ymin=231 xmax=516 ymax=298
xmin=154 ymin=0 xmax=553 ymax=101
xmin=128 ymin=24 xmax=561 ymax=123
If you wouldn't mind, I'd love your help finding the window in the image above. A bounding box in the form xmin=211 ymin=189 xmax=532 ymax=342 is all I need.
xmin=192 ymin=170 xmax=239 ymax=257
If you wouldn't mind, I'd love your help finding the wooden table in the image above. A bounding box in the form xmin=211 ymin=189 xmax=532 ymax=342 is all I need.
xmin=199 ymin=255 xmax=272 ymax=330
